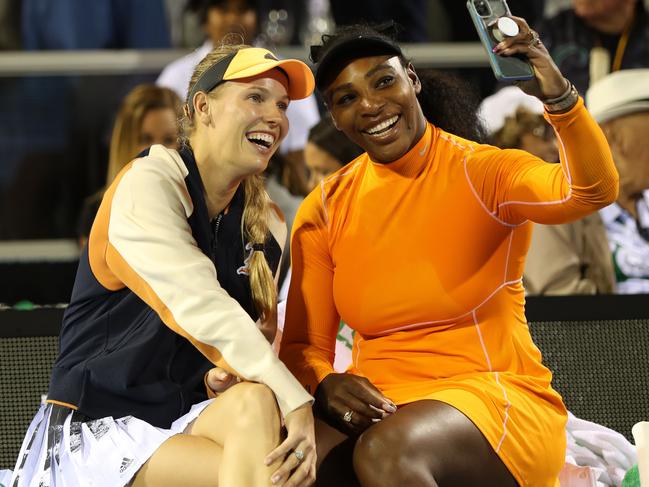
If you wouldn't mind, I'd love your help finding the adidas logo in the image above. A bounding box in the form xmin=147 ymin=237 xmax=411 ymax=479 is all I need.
xmin=120 ymin=457 xmax=134 ymax=474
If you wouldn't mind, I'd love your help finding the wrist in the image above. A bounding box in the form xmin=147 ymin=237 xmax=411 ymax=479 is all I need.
xmin=542 ymin=79 xmax=579 ymax=114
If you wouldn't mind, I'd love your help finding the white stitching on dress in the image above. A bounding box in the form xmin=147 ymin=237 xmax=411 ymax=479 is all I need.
xmin=462 ymin=155 xmax=522 ymax=229
xmin=472 ymin=310 xmax=492 ymax=371
xmin=496 ymin=122 xmax=573 ymax=209
xmin=376 ymin=277 xmax=523 ymax=334
xmin=319 ymin=161 xmax=363 ymax=228
xmin=472 ymin=310 xmax=512 ymax=453
xmin=503 ymin=231 xmax=514 ymax=283
xmin=320 ymin=179 xmax=329 ymax=226
xmin=494 ymin=371 xmax=512 ymax=453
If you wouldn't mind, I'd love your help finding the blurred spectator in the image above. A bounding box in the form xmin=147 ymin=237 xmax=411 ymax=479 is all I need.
xmin=419 ymin=2 xmax=545 ymax=100
xmin=442 ymin=0 xmax=545 ymax=43
xmin=329 ymin=0 xmax=429 ymax=42
xmin=538 ymin=0 xmax=649 ymax=94
xmin=587 ymin=69 xmax=649 ymax=293
xmin=78 ymin=85 xmax=182 ymax=246
xmin=480 ymin=86 xmax=615 ymax=295
xmin=105 ymin=85 xmax=181 ymax=182
xmin=0 ymin=0 xmax=21 ymax=49
xmin=1 ymin=0 xmax=172 ymax=239
xmin=22 ymin=0 xmax=170 ymax=49
xmin=304 ymin=117 xmax=363 ymax=190
xmin=157 ymin=0 xmax=320 ymax=196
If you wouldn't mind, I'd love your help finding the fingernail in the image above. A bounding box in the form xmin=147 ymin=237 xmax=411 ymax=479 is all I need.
xmin=492 ymin=46 xmax=498 ymax=53
xmin=372 ymin=417 xmax=382 ymax=423
xmin=271 ymin=474 xmax=280 ymax=484
xmin=382 ymin=402 xmax=397 ymax=413
xmin=217 ymin=371 xmax=228 ymax=380
xmin=264 ymin=457 xmax=271 ymax=466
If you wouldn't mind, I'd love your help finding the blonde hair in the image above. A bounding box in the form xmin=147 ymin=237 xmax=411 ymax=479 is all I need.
xmin=107 ymin=85 xmax=182 ymax=183
xmin=183 ymin=43 xmax=277 ymax=321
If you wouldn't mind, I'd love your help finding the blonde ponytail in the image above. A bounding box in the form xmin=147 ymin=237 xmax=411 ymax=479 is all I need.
xmin=243 ymin=175 xmax=277 ymax=321
xmin=184 ymin=40 xmax=278 ymax=320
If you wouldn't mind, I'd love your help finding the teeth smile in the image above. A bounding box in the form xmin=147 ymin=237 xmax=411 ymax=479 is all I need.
xmin=246 ymin=132 xmax=275 ymax=148
xmin=365 ymin=116 xmax=399 ymax=135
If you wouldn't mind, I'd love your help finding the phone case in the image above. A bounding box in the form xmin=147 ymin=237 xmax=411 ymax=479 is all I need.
xmin=466 ymin=0 xmax=535 ymax=82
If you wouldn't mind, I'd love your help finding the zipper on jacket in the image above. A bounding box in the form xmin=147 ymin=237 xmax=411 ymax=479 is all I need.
xmin=211 ymin=213 xmax=223 ymax=256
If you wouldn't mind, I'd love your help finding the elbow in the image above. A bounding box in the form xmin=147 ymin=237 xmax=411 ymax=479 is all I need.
xmin=601 ymin=169 xmax=620 ymax=207
xmin=604 ymin=180 xmax=619 ymax=206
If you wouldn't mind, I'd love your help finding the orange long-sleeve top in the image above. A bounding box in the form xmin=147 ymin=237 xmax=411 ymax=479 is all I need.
xmin=280 ymin=98 xmax=617 ymax=485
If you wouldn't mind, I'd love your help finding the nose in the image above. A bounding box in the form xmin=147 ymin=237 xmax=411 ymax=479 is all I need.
xmin=358 ymin=93 xmax=385 ymax=116
xmin=262 ymin=102 xmax=286 ymax=127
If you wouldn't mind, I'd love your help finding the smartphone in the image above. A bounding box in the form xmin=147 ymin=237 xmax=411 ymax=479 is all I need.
xmin=466 ymin=0 xmax=535 ymax=82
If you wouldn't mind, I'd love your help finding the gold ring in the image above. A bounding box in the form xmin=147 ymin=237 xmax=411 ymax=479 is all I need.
xmin=528 ymin=29 xmax=541 ymax=47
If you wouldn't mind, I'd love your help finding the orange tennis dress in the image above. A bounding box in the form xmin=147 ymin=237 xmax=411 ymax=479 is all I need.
xmin=280 ymin=99 xmax=618 ymax=486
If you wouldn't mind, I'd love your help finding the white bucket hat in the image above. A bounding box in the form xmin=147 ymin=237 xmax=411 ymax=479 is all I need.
xmin=586 ymin=69 xmax=649 ymax=124
xmin=478 ymin=86 xmax=544 ymax=135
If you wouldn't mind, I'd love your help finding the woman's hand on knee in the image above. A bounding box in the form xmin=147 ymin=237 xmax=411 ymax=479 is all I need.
xmin=315 ymin=373 xmax=397 ymax=435
xmin=206 ymin=367 xmax=240 ymax=394
xmin=265 ymin=403 xmax=316 ymax=486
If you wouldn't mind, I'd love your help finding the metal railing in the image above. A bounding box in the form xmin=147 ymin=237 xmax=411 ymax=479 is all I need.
xmin=0 ymin=43 xmax=490 ymax=77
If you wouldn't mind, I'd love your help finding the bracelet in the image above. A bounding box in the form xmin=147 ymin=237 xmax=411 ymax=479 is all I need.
xmin=543 ymin=79 xmax=580 ymax=114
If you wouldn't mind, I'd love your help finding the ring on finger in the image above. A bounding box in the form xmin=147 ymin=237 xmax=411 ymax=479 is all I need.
xmin=527 ymin=29 xmax=541 ymax=47
xmin=343 ymin=410 xmax=354 ymax=423
xmin=293 ymin=449 xmax=305 ymax=463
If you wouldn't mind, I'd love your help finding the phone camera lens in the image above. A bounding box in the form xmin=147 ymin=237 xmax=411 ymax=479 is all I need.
xmin=475 ymin=0 xmax=491 ymax=16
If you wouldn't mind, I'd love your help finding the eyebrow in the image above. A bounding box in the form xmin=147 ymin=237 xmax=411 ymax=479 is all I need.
xmin=328 ymin=62 xmax=397 ymax=98
xmin=246 ymin=85 xmax=289 ymax=102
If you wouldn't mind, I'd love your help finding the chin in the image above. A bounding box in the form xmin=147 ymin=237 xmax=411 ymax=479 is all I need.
xmin=369 ymin=141 xmax=411 ymax=164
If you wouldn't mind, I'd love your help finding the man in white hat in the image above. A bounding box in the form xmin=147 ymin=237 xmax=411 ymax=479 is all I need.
xmin=587 ymin=68 xmax=649 ymax=293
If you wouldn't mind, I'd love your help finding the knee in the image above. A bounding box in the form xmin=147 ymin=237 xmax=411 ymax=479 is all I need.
xmin=228 ymin=383 xmax=280 ymax=430
xmin=353 ymin=426 xmax=408 ymax=483
xmin=353 ymin=425 xmax=439 ymax=486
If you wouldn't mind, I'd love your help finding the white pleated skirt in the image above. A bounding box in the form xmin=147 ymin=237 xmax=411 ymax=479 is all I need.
xmin=7 ymin=399 xmax=214 ymax=487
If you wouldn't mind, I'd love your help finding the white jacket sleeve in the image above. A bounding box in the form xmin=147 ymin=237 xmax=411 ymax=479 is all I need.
xmin=104 ymin=155 xmax=312 ymax=416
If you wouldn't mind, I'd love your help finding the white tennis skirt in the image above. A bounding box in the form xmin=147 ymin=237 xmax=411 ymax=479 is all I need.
xmin=7 ymin=399 xmax=214 ymax=487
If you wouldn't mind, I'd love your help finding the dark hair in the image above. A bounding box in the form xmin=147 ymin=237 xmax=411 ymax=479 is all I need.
xmin=187 ymin=0 xmax=258 ymax=26
xmin=416 ymin=69 xmax=487 ymax=143
xmin=308 ymin=118 xmax=364 ymax=165
xmin=311 ymin=24 xmax=487 ymax=143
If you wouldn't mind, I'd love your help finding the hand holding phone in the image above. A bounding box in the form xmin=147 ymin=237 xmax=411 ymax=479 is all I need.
xmin=467 ymin=0 xmax=535 ymax=82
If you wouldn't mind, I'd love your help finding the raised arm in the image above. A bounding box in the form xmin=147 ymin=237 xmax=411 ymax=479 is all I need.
xmin=468 ymin=98 xmax=618 ymax=225
xmin=468 ymin=16 xmax=618 ymax=225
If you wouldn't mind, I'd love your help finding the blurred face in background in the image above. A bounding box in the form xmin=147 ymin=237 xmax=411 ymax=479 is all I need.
xmin=571 ymin=0 xmax=635 ymax=26
xmin=304 ymin=141 xmax=343 ymax=189
xmin=205 ymin=0 xmax=258 ymax=44
xmin=519 ymin=123 xmax=559 ymax=163
xmin=493 ymin=109 xmax=559 ymax=163
xmin=136 ymin=107 xmax=179 ymax=154
xmin=603 ymin=112 xmax=649 ymax=199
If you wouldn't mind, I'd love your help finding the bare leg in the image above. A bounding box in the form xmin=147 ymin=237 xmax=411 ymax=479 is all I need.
xmin=314 ymin=419 xmax=359 ymax=487
xmin=132 ymin=435 xmax=222 ymax=487
xmin=133 ymin=382 xmax=281 ymax=487
xmin=353 ymin=400 xmax=518 ymax=487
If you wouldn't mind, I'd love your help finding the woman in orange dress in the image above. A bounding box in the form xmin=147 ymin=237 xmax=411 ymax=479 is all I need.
xmin=279 ymin=19 xmax=618 ymax=487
